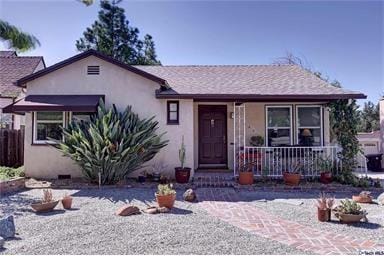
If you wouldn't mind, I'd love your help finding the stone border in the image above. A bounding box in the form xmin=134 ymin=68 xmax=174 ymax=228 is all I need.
xmin=0 ymin=177 xmax=25 ymax=195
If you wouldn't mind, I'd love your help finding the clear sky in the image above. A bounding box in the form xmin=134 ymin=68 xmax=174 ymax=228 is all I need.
xmin=1 ymin=0 xmax=382 ymax=105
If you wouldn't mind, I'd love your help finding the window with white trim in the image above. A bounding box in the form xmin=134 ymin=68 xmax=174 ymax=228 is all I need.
xmin=33 ymin=112 xmax=65 ymax=144
xmin=296 ymin=105 xmax=323 ymax=146
xmin=266 ymin=106 xmax=292 ymax=146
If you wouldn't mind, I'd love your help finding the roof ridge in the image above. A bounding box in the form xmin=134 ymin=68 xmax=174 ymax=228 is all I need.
xmin=0 ymin=56 xmax=43 ymax=59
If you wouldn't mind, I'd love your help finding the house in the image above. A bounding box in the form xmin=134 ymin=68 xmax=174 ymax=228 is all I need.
xmin=357 ymin=131 xmax=381 ymax=155
xmin=4 ymin=50 xmax=366 ymax=179
xmin=0 ymin=51 xmax=45 ymax=129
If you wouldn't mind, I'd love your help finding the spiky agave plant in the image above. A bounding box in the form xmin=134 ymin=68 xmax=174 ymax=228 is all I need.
xmin=55 ymin=99 xmax=168 ymax=185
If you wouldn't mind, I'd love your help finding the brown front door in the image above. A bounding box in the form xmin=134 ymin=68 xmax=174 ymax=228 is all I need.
xmin=198 ymin=105 xmax=227 ymax=167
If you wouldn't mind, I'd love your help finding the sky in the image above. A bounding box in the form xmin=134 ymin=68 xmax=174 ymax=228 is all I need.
xmin=0 ymin=0 xmax=383 ymax=105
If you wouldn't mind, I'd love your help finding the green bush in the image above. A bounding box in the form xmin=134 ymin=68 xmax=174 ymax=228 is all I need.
xmin=0 ymin=166 xmax=24 ymax=180
xmin=55 ymin=100 xmax=168 ymax=185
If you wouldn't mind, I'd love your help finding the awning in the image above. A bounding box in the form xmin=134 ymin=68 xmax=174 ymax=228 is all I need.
xmin=3 ymin=95 xmax=104 ymax=113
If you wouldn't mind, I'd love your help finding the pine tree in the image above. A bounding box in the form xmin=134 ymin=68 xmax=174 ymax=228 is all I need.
xmin=76 ymin=0 xmax=161 ymax=65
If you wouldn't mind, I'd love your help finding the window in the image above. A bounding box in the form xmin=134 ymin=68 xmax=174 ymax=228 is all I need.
xmin=296 ymin=105 xmax=323 ymax=146
xmin=33 ymin=112 xmax=65 ymax=144
xmin=266 ymin=106 xmax=292 ymax=146
xmin=167 ymin=101 xmax=179 ymax=124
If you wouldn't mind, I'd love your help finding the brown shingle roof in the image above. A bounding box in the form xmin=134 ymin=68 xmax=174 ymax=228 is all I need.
xmin=135 ymin=65 xmax=365 ymax=99
xmin=0 ymin=55 xmax=44 ymax=97
xmin=0 ymin=51 xmax=17 ymax=57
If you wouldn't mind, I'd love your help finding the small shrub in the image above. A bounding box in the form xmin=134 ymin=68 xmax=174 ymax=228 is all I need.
xmin=0 ymin=166 xmax=24 ymax=180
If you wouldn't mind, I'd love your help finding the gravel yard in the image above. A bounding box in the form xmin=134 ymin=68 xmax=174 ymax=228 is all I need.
xmin=238 ymin=190 xmax=384 ymax=244
xmin=0 ymin=188 xmax=306 ymax=255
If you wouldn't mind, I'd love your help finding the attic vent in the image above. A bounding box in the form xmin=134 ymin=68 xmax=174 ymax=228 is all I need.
xmin=87 ymin=65 xmax=100 ymax=75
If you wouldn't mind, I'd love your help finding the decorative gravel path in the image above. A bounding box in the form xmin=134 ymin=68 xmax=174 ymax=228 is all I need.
xmin=197 ymin=188 xmax=384 ymax=255
xmin=0 ymin=188 xmax=306 ymax=255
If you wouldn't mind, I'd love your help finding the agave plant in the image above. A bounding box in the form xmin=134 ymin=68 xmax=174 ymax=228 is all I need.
xmin=55 ymin=100 xmax=168 ymax=185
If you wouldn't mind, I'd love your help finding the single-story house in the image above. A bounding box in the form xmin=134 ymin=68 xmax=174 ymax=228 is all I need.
xmin=4 ymin=50 xmax=366 ymax=179
xmin=0 ymin=51 xmax=45 ymax=129
xmin=357 ymin=131 xmax=381 ymax=155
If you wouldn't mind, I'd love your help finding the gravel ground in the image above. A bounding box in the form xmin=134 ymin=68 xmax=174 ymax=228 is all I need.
xmin=238 ymin=190 xmax=384 ymax=244
xmin=0 ymin=188 xmax=306 ymax=255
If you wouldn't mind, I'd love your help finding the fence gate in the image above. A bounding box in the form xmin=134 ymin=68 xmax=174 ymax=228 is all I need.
xmin=0 ymin=129 xmax=24 ymax=167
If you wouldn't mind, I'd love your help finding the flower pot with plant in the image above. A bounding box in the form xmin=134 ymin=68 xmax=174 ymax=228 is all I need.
xmin=316 ymin=192 xmax=334 ymax=222
xmin=62 ymin=193 xmax=73 ymax=209
xmin=155 ymin=183 xmax=176 ymax=209
xmin=31 ymin=189 xmax=59 ymax=213
xmin=175 ymin=136 xmax=191 ymax=183
xmin=333 ymin=199 xmax=367 ymax=224
xmin=238 ymin=161 xmax=255 ymax=185
xmin=352 ymin=191 xmax=373 ymax=204
xmin=317 ymin=157 xmax=333 ymax=184
xmin=283 ymin=162 xmax=302 ymax=186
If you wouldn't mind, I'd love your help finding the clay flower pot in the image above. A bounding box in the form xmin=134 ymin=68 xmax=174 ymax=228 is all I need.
xmin=336 ymin=213 xmax=365 ymax=224
xmin=352 ymin=195 xmax=373 ymax=204
xmin=62 ymin=196 xmax=73 ymax=209
xmin=155 ymin=193 xmax=176 ymax=209
xmin=238 ymin=171 xmax=254 ymax=185
xmin=320 ymin=172 xmax=332 ymax=184
xmin=317 ymin=208 xmax=331 ymax=222
xmin=283 ymin=172 xmax=301 ymax=186
xmin=175 ymin=167 xmax=191 ymax=183
xmin=31 ymin=200 xmax=59 ymax=213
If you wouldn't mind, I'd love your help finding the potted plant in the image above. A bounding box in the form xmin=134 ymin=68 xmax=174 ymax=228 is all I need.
xmin=333 ymin=199 xmax=367 ymax=224
xmin=250 ymin=135 xmax=264 ymax=146
xmin=150 ymin=161 xmax=167 ymax=182
xmin=238 ymin=161 xmax=254 ymax=185
xmin=62 ymin=193 xmax=73 ymax=209
xmin=175 ymin=136 xmax=191 ymax=183
xmin=283 ymin=162 xmax=302 ymax=186
xmin=155 ymin=183 xmax=176 ymax=209
xmin=352 ymin=191 xmax=373 ymax=204
xmin=317 ymin=157 xmax=333 ymax=184
xmin=316 ymin=192 xmax=334 ymax=222
xmin=31 ymin=189 xmax=59 ymax=213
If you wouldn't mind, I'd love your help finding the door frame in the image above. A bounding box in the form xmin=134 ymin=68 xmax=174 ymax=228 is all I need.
xmin=198 ymin=105 xmax=228 ymax=168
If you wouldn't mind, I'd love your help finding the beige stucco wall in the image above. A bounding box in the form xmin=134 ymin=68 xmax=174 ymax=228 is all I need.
xmin=24 ymin=56 xmax=194 ymax=179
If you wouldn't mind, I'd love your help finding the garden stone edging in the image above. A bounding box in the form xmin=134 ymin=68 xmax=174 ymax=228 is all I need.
xmin=0 ymin=177 xmax=25 ymax=195
xmin=0 ymin=216 xmax=16 ymax=238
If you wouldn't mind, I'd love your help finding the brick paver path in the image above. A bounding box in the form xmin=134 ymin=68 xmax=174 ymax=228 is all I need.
xmin=197 ymin=188 xmax=384 ymax=255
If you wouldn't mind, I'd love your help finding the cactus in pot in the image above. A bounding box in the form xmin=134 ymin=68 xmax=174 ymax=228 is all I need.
xmin=175 ymin=136 xmax=191 ymax=183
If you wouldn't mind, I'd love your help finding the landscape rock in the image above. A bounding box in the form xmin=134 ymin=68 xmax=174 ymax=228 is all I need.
xmin=115 ymin=205 xmax=140 ymax=216
xmin=378 ymin=192 xmax=384 ymax=205
xmin=0 ymin=236 xmax=4 ymax=249
xmin=183 ymin=189 xmax=197 ymax=202
xmin=143 ymin=207 xmax=158 ymax=214
xmin=0 ymin=216 xmax=15 ymax=238
xmin=157 ymin=207 xmax=170 ymax=213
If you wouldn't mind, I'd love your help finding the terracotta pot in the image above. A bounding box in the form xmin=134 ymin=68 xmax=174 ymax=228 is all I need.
xmin=238 ymin=171 xmax=254 ymax=185
xmin=175 ymin=167 xmax=191 ymax=184
xmin=336 ymin=213 xmax=365 ymax=224
xmin=31 ymin=200 xmax=59 ymax=213
xmin=283 ymin=172 xmax=301 ymax=186
xmin=156 ymin=193 xmax=176 ymax=209
xmin=352 ymin=195 xmax=373 ymax=204
xmin=317 ymin=208 xmax=331 ymax=222
xmin=320 ymin=172 xmax=332 ymax=184
xmin=62 ymin=196 xmax=73 ymax=209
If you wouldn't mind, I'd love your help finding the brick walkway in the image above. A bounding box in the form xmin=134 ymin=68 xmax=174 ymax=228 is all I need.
xmin=196 ymin=188 xmax=384 ymax=255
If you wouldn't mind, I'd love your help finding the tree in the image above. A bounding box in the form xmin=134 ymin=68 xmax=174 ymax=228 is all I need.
xmin=0 ymin=20 xmax=40 ymax=52
xmin=76 ymin=0 xmax=161 ymax=65
xmin=55 ymin=100 xmax=168 ymax=185
xmin=357 ymin=101 xmax=379 ymax=132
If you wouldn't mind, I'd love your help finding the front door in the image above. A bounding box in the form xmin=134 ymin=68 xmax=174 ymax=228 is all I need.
xmin=198 ymin=105 xmax=227 ymax=167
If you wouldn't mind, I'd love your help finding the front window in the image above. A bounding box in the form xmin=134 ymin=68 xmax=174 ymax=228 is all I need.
xmin=33 ymin=112 xmax=64 ymax=143
xmin=266 ymin=106 xmax=292 ymax=146
xmin=296 ymin=106 xmax=322 ymax=146
xmin=167 ymin=101 xmax=179 ymax=124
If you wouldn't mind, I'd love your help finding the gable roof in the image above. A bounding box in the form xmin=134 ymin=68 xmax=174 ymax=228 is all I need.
xmin=0 ymin=54 xmax=44 ymax=97
xmin=16 ymin=49 xmax=167 ymax=87
xmin=135 ymin=65 xmax=366 ymax=100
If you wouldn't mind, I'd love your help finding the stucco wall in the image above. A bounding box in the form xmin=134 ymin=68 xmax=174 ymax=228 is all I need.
xmin=24 ymin=56 xmax=194 ymax=179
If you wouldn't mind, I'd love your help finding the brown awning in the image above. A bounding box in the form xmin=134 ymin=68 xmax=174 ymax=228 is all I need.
xmin=3 ymin=95 xmax=104 ymax=113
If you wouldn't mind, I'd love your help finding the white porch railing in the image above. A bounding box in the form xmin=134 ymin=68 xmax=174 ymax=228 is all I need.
xmin=234 ymin=146 xmax=342 ymax=177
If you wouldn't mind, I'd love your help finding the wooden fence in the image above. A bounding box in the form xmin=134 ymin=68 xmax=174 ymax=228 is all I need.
xmin=0 ymin=129 xmax=24 ymax=167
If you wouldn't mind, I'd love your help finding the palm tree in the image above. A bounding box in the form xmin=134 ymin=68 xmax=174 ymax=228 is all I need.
xmin=0 ymin=20 xmax=40 ymax=52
